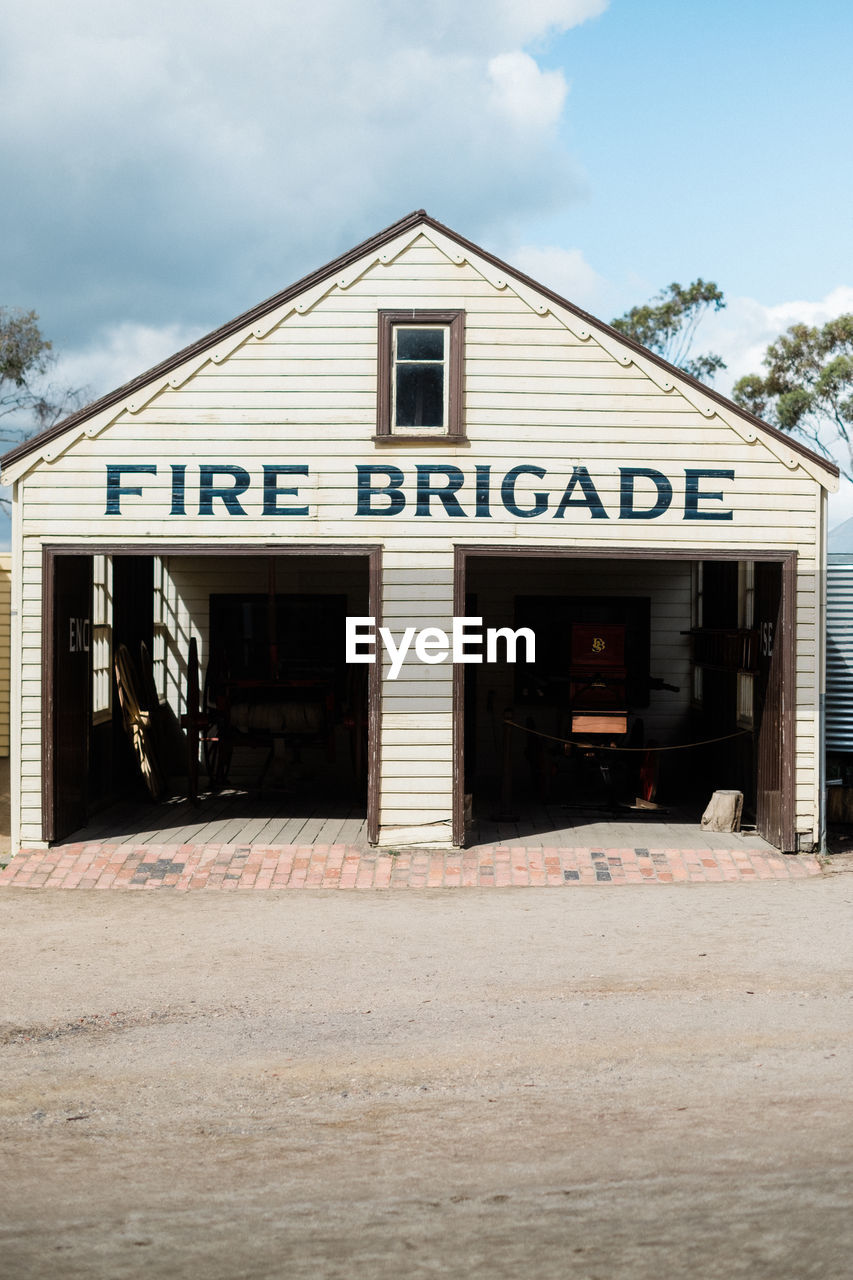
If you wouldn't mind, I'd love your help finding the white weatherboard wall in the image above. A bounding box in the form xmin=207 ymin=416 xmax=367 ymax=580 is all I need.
xmin=3 ymin=224 xmax=833 ymax=848
xmin=0 ymin=553 xmax=10 ymax=758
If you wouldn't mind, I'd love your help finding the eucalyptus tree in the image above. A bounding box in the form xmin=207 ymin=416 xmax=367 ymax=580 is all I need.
xmin=1 ymin=306 xmax=85 ymax=441
xmin=733 ymin=315 xmax=853 ymax=481
xmin=611 ymin=279 xmax=727 ymax=382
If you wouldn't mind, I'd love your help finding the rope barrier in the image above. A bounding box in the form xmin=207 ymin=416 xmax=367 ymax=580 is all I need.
xmin=503 ymin=719 xmax=752 ymax=754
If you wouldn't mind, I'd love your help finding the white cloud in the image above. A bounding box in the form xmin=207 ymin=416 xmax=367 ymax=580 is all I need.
xmin=511 ymin=245 xmax=606 ymax=310
xmin=488 ymin=52 xmax=568 ymax=129
xmin=52 ymin=323 xmax=207 ymax=406
xmin=0 ymin=1 xmax=609 ymax=348
xmin=496 ymin=0 xmax=609 ymax=42
xmin=703 ymin=287 xmax=853 ymax=395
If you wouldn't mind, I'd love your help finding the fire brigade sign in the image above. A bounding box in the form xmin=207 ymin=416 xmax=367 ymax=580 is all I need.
xmin=104 ymin=462 xmax=734 ymax=521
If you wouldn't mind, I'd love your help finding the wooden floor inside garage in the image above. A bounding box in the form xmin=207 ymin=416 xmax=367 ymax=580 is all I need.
xmin=69 ymin=787 xmax=369 ymax=849
xmin=63 ymin=785 xmax=777 ymax=855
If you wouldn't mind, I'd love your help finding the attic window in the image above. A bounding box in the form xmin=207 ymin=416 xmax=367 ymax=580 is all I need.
xmin=395 ymin=327 xmax=446 ymax=428
xmin=376 ymin=309 xmax=465 ymax=441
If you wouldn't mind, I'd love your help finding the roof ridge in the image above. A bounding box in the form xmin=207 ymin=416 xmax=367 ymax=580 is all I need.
xmin=419 ymin=213 xmax=838 ymax=479
xmin=0 ymin=210 xmax=428 ymax=470
xmin=1 ymin=208 xmax=838 ymax=481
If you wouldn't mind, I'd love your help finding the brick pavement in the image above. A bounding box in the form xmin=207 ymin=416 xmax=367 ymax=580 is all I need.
xmin=0 ymin=841 xmax=822 ymax=890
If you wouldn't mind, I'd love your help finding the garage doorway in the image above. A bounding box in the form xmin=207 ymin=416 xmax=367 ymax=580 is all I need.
xmin=452 ymin=547 xmax=795 ymax=851
xmin=42 ymin=545 xmax=381 ymax=846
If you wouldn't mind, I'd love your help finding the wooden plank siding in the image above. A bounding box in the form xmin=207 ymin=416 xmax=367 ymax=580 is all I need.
xmin=18 ymin=540 xmax=42 ymax=841
xmin=7 ymin=229 xmax=830 ymax=848
xmin=0 ymin=553 xmax=10 ymax=757
xmin=379 ymin=548 xmax=454 ymax=831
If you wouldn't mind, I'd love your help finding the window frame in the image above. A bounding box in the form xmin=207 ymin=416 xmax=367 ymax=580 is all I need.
xmin=152 ymin=555 xmax=168 ymax=704
xmin=91 ymin=554 xmax=113 ymax=725
xmin=375 ymin=308 xmax=465 ymax=442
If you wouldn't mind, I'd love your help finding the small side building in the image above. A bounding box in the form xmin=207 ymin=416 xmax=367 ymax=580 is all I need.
xmin=0 ymin=212 xmax=838 ymax=854
xmin=0 ymin=552 xmax=10 ymax=759
xmin=826 ymin=517 xmax=853 ymax=818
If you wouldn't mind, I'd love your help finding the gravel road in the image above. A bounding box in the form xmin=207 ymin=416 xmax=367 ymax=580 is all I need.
xmin=2 ymin=875 xmax=852 ymax=1278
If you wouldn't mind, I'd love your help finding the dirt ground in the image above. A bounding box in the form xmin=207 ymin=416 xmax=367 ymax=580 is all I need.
xmin=2 ymin=874 xmax=852 ymax=1279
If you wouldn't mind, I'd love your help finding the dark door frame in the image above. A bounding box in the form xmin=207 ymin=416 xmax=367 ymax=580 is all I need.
xmin=452 ymin=545 xmax=797 ymax=851
xmin=42 ymin=550 xmax=93 ymax=842
xmin=42 ymin=542 xmax=383 ymax=846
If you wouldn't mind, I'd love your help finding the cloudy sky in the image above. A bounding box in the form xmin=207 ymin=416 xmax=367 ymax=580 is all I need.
xmin=3 ymin=0 xmax=853 ymax=534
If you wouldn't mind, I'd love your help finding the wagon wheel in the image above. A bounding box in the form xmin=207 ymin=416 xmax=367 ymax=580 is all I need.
xmin=115 ymin=643 xmax=167 ymax=801
xmin=203 ymin=656 xmax=232 ymax=789
xmin=182 ymin=637 xmax=201 ymax=804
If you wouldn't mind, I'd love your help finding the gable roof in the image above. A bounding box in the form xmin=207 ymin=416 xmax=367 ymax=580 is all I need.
xmin=1 ymin=210 xmax=839 ymax=482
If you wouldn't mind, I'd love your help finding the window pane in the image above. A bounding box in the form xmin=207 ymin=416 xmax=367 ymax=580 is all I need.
xmin=396 ymin=328 xmax=444 ymax=361
xmin=396 ymin=364 xmax=444 ymax=427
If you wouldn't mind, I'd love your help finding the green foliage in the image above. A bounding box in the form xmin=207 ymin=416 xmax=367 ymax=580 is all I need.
xmin=0 ymin=306 xmax=85 ymax=441
xmin=728 ymin=371 xmax=766 ymax=420
xmin=732 ymin=315 xmax=853 ymax=479
xmin=611 ymin=279 xmax=727 ymax=382
xmin=0 ymin=308 xmax=52 ymax=387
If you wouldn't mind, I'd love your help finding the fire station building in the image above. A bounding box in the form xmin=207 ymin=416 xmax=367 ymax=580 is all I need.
xmin=0 ymin=212 xmax=837 ymax=854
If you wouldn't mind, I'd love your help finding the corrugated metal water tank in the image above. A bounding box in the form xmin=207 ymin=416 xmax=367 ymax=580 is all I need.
xmin=827 ymin=517 xmax=853 ymax=752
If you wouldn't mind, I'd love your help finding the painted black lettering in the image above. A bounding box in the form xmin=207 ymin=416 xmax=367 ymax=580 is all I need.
xmin=170 ymin=464 xmax=186 ymax=516
xmin=684 ymin=469 xmax=734 ymax=521
xmin=105 ymin=464 xmax=157 ymax=515
xmin=198 ymin=465 xmax=251 ymax=516
xmin=501 ymin=465 xmax=547 ymax=518
xmin=619 ymin=468 xmax=673 ymax=520
xmin=263 ymin=464 xmax=309 ymax=516
xmin=475 ymin=465 xmax=492 ymax=518
xmin=415 ymin=465 xmax=467 ymax=517
xmin=553 ymin=466 xmax=609 ymax=520
xmin=355 ymin=465 xmax=406 ymax=516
